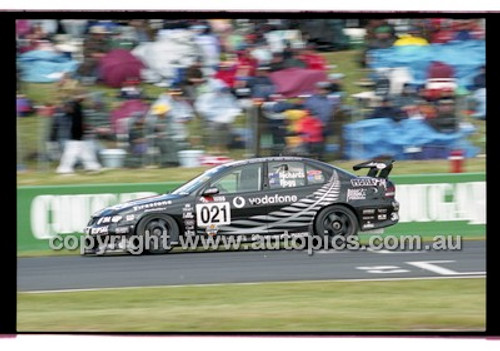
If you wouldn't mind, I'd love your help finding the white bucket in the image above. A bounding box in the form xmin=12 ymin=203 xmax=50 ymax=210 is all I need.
xmin=178 ymin=150 xmax=204 ymax=168
xmin=100 ymin=149 xmax=127 ymax=169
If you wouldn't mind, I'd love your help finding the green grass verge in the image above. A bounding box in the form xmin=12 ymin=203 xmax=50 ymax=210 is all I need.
xmin=17 ymin=277 xmax=485 ymax=332
xmin=17 ymin=158 xmax=485 ymax=186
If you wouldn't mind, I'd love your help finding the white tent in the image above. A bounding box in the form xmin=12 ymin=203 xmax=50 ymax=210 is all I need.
xmin=132 ymin=29 xmax=200 ymax=84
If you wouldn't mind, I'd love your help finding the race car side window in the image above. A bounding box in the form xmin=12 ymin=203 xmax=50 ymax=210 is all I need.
xmin=267 ymin=162 xmax=306 ymax=189
xmin=210 ymin=163 xmax=263 ymax=194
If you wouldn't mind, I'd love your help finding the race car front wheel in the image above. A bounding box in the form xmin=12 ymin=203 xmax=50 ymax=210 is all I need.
xmin=135 ymin=214 xmax=178 ymax=254
xmin=314 ymin=205 xmax=359 ymax=247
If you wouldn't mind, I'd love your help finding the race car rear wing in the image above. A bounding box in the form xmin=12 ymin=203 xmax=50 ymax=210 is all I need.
xmin=353 ymin=159 xmax=394 ymax=179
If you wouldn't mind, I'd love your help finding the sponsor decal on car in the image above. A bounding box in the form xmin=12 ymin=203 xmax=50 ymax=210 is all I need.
xmin=307 ymin=169 xmax=325 ymax=183
xmin=133 ymin=200 xmax=172 ymax=212
xmin=268 ymin=173 xmax=280 ymax=187
xmin=183 ymin=212 xmax=194 ymax=219
xmin=307 ymin=170 xmax=322 ymax=176
xmin=347 ymin=188 xmax=367 ymax=201
xmin=91 ymin=226 xmax=109 ymax=235
xmin=115 ymin=227 xmax=130 ymax=234
xmin=184 ymin=219 xmax=195 ymax=227
xmin=279 ymin=179 xmax=297 ymax=188
xmin=183 ymin=203 xmax=195 ymax=225
xmin=247 ymin=194 xmax=298 ymax=206
xmin=97 ymin=216 xmax=111 ymax=225
xmin=378 ymin=214 xmax=387 ymax=221
xmin=362 ymin=208 xmax=376 ymax=215
xmin=270 ymin=170 xmax=305 ymax=188
xmin=184 ymin=212 xmax=195 ymax=226
xmin=96 ymin=216 xmax=123 ymax=225
xmin=351 ymin=178 xmax=387 ymax=188
xmin=199 ymin=195 xmax=227 ymax=203
xmin=184 ymin=229 xmax=196 ymax=236
xmin=280 ymin=171 xmax=305 ymax=179
xmin=233 ymin=196 xmax=246 ymax=208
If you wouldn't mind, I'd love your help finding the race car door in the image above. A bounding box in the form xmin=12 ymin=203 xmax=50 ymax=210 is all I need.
xmin=195 ymin=162 xmax=269 ymax=236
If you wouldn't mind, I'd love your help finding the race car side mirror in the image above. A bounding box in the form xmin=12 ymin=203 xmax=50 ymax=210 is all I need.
xmin=202 ymin=187 xmax=220 ymax=196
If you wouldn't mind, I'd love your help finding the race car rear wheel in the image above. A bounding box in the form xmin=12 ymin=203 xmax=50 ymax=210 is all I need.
xmin=314 ymin=205 xmax=359 ymax=248
xmin=135 ymin=214 xmax=178 ymax=254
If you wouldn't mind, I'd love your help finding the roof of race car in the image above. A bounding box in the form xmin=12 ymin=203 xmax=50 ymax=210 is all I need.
xmin=220 ymin=156 xmax=330 ymax=169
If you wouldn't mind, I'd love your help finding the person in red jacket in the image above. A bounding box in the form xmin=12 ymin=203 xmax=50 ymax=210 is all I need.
xmin=214 ymin=61 xmax=237 ymax=89
xmin=296 ymin=110 xmax=325 ymax=160
xmin=236 ymin=47 xmax=258 ymax=76
xmin=298 ymin=44 xmax=327 ymax=71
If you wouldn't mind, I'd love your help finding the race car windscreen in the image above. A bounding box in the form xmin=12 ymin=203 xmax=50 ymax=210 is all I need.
xmin=171 ymin=165 xmax=227 ymax=195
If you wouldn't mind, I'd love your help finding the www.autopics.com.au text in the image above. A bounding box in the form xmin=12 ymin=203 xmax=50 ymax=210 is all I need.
xmin=49 ymin=232 xmax=463 ymax=256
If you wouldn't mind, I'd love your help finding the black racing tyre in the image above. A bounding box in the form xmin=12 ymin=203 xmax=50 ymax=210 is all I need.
xmin=135 ymin=214 xmax=178 ymax=254
xmin=314 ymin=205 xmax=359 ymax=249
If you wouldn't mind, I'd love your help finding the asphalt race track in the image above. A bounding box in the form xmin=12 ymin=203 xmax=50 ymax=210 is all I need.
xmin=18 ymin=240 xmax=486 ymax=292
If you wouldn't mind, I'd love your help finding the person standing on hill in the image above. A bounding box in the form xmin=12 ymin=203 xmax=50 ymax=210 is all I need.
xmin=77 ymin=25 xmax=112 ymax=85
xmin=147 ymin=103 xmax=180 ymax=167
xmin=56 ymin=94 xmax=102 ymax=174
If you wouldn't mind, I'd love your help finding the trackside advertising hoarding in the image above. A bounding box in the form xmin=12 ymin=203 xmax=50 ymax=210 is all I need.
xmin=17 ymin=173 xmax=486 ymax=253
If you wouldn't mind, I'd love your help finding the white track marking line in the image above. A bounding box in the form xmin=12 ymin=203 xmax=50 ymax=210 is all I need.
xmin=366 ymin=248 xmax=422 ymax=254
xmin=366 ymin=248 xmax=395 ymax=254
xmin=406 ymin=260 xmax=486 ymax=275
xmin=357 ymin=265 xmax=410 ymax=274
xmin=18 ymin=275 xmax=485 ymax=294
xmin=315 ymin=249 xmax=349 ymax=254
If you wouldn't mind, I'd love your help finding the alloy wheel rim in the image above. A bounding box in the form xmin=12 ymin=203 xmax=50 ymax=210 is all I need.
xmin=323 ymin=211 xmax=350 ymax=236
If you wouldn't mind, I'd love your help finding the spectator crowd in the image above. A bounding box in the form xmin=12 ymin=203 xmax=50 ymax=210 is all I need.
xmin=15 ymin=18 xmax=486 ymax=173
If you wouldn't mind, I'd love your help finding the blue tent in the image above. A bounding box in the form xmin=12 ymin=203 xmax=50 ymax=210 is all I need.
xmin=343 ymin=118 xmax=479 ymax=160
xmin=368 ymin=40 xmax=485 ymax=88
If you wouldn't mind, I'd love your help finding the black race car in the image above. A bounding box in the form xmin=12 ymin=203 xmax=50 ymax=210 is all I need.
xmin=83 ymin=156 xmax=399 ymax=254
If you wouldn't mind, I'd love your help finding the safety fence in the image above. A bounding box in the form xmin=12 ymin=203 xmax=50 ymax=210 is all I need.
xmin=17 ymin=172 xmax=485 ymax=253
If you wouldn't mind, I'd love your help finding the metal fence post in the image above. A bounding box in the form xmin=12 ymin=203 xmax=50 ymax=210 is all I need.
xmin=17 ymin=110 xmax=26 ymax=172
xmin=37 ymin=107 xmax=51 ymax=172
xmin=249 ymin=102 xmax=261 ymax=158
